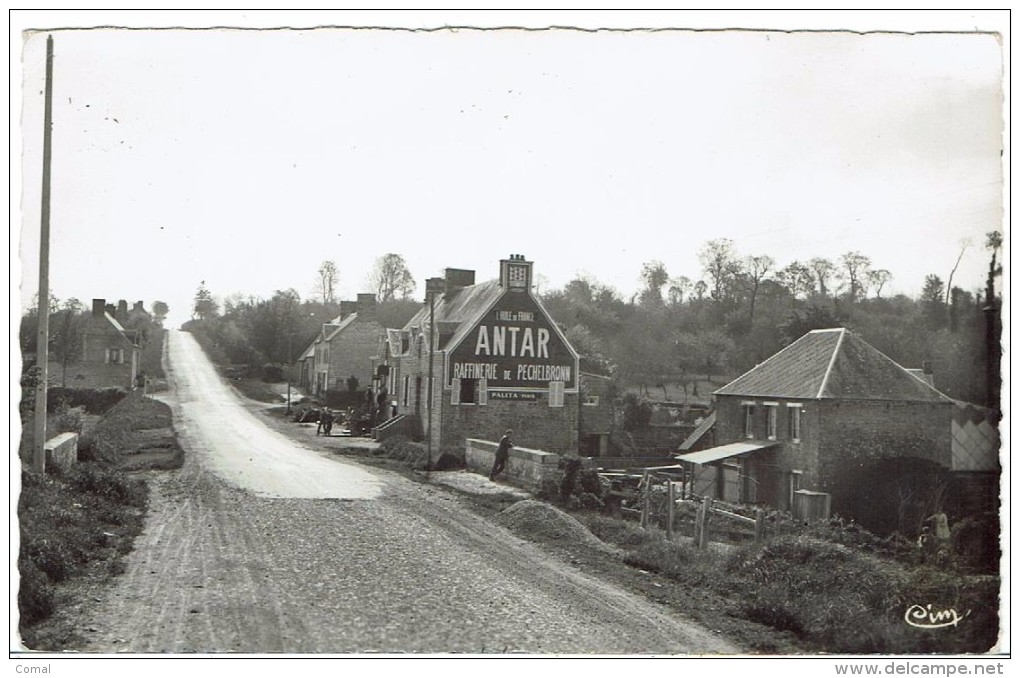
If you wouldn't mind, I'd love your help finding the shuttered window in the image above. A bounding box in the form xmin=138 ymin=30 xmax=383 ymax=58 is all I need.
xmin=451 ymin=379 xmax=461 ymax=405
xmin=478 ymin=378 xmax=488 ymax=406
xmin=548 ymin=381 xmax=564 ymax=408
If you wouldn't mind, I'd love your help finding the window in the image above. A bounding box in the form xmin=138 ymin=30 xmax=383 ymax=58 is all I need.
xmin=765 ymin=403 xmax=778 ymax=440
xmin=402 ymin=376 xmax=410 ymax=407
xmin=454 ymin=378 xmax=482 ymax=404
xmin=742 ymin=402 xmax=756 ymax=438
xmin=582 ymin=395 xmax=600 ymax=407
xmin=787 ymin=404 xmax=802 ymax=442
xmin=106 ymin=348 xmax=123 ymax=364
xmin=549 ymin=381 xmax=565 ymax=408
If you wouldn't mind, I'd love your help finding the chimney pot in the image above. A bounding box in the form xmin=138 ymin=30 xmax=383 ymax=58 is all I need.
xmin=92 ymin=298 xmax=106 ymax=317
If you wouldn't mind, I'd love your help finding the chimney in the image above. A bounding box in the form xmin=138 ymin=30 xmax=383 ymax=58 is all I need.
xmin=105 ymin=303 xmax=116 ymax=316
xmin=339 ymin=300 xmax=358 ymax=319
xmin=133 ymin=301 xmax=145 ymax=312
xmin=357 ymin=293 xmax=377 ymax=318
xmin=499 ymin=254 xmax=533 ymax=291
xmin=92 ymin=298 xmax=106 ymax=317
xmin=117 ymin=299 xmax=128 ymax=316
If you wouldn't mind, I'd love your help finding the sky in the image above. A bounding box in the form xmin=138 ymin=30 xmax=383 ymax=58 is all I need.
xmin=14 ymin=12 xmax=1007 ymax=332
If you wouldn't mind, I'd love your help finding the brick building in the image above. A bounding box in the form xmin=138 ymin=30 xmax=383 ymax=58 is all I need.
xmin=50 ymin=298 xmax=141 ymax=389
xmin=374 ymin=255 xmax=581 ymax=459
xmin=301 ymin=294 xmax=383 ymax=396
xmin=677 ymin=328 xmax=992 ymax=532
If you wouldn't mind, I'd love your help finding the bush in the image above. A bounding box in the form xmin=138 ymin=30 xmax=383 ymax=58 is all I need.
xmin=50 ymin=405 xmax=86 ymax=435
xmin=261 ymin=364 xmax=284 ymax=382
xmin=17 ymin=559 xmax=54 ymax=626
xmin=951 ymin=513 xmax=1000 ymax=574
xmin=378 ymin=435 xmax=428 ymax=470
xmin=67 ymin=466 xmax=147 ymax=508
xmin=579 ymin=513 xmax=653 ymax=548
xmin=48 ymin=387 xmax=127 ymax=415
xmin=726 ymin=536 xmax=903 ymax=651
xmin=433 ymin=453 xmax=463 ymax=472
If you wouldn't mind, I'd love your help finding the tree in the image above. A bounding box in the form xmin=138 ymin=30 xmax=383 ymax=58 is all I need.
xmin=193 ymin=282 xmax=219 ymax=320
xmin=944 ymin=239 xmax=970 ymax=305
xmin=667 ymin=276 xmax=693 ymax=307
xmin=317 ymin=260 xmax=339 ymax=304
xmin=698 ymin=239 xmax=742 ymax=302
xmin=807 ymin=257 xmax=836 ymax=298
xmin=776 ymin=261 xmax=816 ymax=299
xmin=638 ymin=260 xmax=669 ymax=306
xmin=51 ymin=298 xmax=87 ymax=387
xmin=839 ymin=251 xmax=871 ymax=302
xmin=921 ymin=274 xmax=947 ymax=329
xmin=370 ymin=253 xmax=416 ymax=302
xmin=152 ymin=301 xmax=169 ymax=326
xmin=743 ymin=254 xmax=775 ymax=325
xmin=867 ymin=269 xmax=892 ymax=299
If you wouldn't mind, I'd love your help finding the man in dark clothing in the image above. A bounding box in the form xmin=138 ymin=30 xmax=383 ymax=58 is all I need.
xmin=489 ymin=429 xmax=513 ymax=481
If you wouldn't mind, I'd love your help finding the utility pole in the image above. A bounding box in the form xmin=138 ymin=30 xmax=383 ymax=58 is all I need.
xmin=425 ymin=277 xmax=445 ymax=474
xmin=33 ymin=35 xmax=55 ymax=473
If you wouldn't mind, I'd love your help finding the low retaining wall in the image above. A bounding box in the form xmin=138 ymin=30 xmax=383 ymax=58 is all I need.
xmin=44 ymin=432 xmax=78 ymax=473
xmin=465 ymin=438 xmax=596 ymax=493
xmin=465 ymin=438 xmax=563 ymax=492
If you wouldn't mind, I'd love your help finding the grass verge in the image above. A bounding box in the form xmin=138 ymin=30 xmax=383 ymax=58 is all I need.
xmin=17 ymin=392 xmax=184 ymax=648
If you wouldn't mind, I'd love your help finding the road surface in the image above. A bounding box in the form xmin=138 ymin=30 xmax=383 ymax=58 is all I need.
xmin=73 ymin=329 xmax=738 ymax=654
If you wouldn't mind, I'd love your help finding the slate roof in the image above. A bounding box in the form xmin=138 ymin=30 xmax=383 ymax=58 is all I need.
xmin=714 ymin=328 xmax=952 ymax=403
xmin=679 ymin=411 xmax=716 ymax=451
xmin=402 ymin=279 xmax=503 ymax=350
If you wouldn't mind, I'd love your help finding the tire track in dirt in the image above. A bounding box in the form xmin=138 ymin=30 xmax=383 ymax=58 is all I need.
xmin=71 ymin=330 xmax=740 ymax=654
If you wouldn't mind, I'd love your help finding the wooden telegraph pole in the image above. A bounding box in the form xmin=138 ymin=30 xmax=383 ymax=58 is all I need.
xmin=33 ymin=35 xmax=55 ymax=473
xmin=425 ymin=277 xmax=445 ymax=474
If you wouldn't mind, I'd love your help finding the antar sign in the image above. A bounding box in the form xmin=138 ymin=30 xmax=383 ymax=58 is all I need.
xmin=447 ymin=293 xmax=578 ymax=391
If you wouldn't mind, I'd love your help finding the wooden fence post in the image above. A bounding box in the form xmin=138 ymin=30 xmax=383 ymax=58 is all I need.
xmin=666 ymin=480 xmax=675 ymax=540
xmin=640 ymin=470 xmax=650 ymax=530
xmin=696 ymin=496 xmax=712 ymax=549
xmin=754 ymin=508 xmax=766 ymax=544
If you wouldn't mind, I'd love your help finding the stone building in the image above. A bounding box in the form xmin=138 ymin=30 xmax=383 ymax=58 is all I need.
xmin=51 ymin=298 xmax=141 ymax=389
xmin=374 ymin=255 xmax=581 ymax=459
xmin=302 ymin=294 xmax=383 ymax=396
xmin=677 ymin=328 xmax=992 ymax=532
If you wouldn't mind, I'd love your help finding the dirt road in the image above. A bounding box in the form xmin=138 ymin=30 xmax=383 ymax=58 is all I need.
xmin=76 ymin=330 xmax=738 ymax=654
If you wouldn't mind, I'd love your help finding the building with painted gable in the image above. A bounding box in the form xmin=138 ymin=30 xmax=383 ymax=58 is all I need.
xmin=374 ymin=255 xmax=581 ymax=459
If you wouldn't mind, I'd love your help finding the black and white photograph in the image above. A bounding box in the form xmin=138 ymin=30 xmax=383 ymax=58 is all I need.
xmin=11 ymin=10 xmax=1009 ymax=670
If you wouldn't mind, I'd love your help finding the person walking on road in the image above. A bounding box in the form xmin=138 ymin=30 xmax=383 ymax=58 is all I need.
xmin=489 ymin=429 xmax=514 ymax=481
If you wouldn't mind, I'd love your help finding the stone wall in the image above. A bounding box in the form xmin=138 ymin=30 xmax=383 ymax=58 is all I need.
xmin=44 ymin=432 xmax=78 ymax=473
xmin=465 ymin=438 xmax=563 ymax=492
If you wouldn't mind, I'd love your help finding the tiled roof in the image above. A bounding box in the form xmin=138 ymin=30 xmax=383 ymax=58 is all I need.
xmin=714 ymin=328 xmax=951 ymax=403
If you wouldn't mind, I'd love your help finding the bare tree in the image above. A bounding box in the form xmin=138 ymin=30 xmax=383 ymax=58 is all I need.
xmin=744 ymin=254 xmax=775 ymax=324
xmin=370 ymin=253 xmax=416 ymax=302
xmin=839 ymin=251 xmax=872 ymax=303
xmin=807 ymin=257 xmax=836 ymax=298
xmin=698 ymin=239 xmax=742 ymax=302
xmin=317 ymin=260 xmax=339 ymax=304
xmin=944 ymin=239 xmax=970 ymax=304
xmin=667 ymin=276 xmax=692 ymax=306
xmin=867 ymin=269 xmax=892 ymax=298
